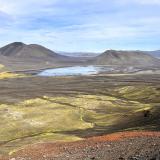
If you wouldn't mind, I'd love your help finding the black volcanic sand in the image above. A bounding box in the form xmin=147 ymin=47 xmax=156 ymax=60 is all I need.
xmin=0 ymin=74 xmax=159 ymax=103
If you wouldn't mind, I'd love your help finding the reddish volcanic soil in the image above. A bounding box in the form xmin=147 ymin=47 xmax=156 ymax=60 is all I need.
xmin=2 ymin=131 xmax=160 ymax=160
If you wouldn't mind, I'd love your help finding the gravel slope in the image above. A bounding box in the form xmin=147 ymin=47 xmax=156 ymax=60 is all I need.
xmin=2 ymin=131 xmax=160 ymax=160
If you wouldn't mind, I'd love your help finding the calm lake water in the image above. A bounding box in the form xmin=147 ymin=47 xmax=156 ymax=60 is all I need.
xmin=38 ymin=66 xmax=113 ymax=77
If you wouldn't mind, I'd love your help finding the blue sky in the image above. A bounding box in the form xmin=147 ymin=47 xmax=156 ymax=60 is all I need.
xmin=0 ymin=0 xmax=160 ymax=52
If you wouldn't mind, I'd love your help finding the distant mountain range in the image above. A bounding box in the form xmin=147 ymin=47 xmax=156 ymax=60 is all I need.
xmin=147 ymin=50 xmax=160 ymax=59
xmin=57 ymin=51 xmax=100 ymax=57
xmin=58 ymin=50 xmax=160 ymax=59
xmin=0 ymin=42 xmax=159 ymax=71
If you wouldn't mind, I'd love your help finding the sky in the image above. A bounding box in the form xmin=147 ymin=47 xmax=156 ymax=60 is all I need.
xmin=0 ymin=0 xmax=160 ymax=52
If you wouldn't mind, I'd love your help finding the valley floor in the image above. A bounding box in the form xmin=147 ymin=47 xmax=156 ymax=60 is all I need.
xmin=0 ymin=73 xmax=159 ymax=159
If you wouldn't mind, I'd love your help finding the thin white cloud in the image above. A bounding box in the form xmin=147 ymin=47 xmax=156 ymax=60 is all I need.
xmin=118 ymin=0 xmax=160 ymax=5
xmin=0 ymin=0 xmax=59 ymax=15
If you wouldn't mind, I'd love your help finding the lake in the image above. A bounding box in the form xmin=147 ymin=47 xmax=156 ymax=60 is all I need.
xmin=38 ymin=66 xmax=114 ymax=77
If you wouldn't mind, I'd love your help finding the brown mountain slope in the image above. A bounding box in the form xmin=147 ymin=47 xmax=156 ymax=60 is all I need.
xmin=0 ymin=42 xmax=67 ymax=59
xmin=90 ymin=50 xmax=160 ymax=66
xmin=0 ymin=42 xmax=86 ymax=71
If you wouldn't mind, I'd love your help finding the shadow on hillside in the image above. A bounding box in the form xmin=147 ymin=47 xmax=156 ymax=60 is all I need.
xmin=58 ymin=107 xmax=160 ymax=138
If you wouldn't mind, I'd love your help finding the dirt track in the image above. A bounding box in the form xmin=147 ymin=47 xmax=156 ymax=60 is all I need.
xmin=2 ymin=131 xmax=159 ymax=160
